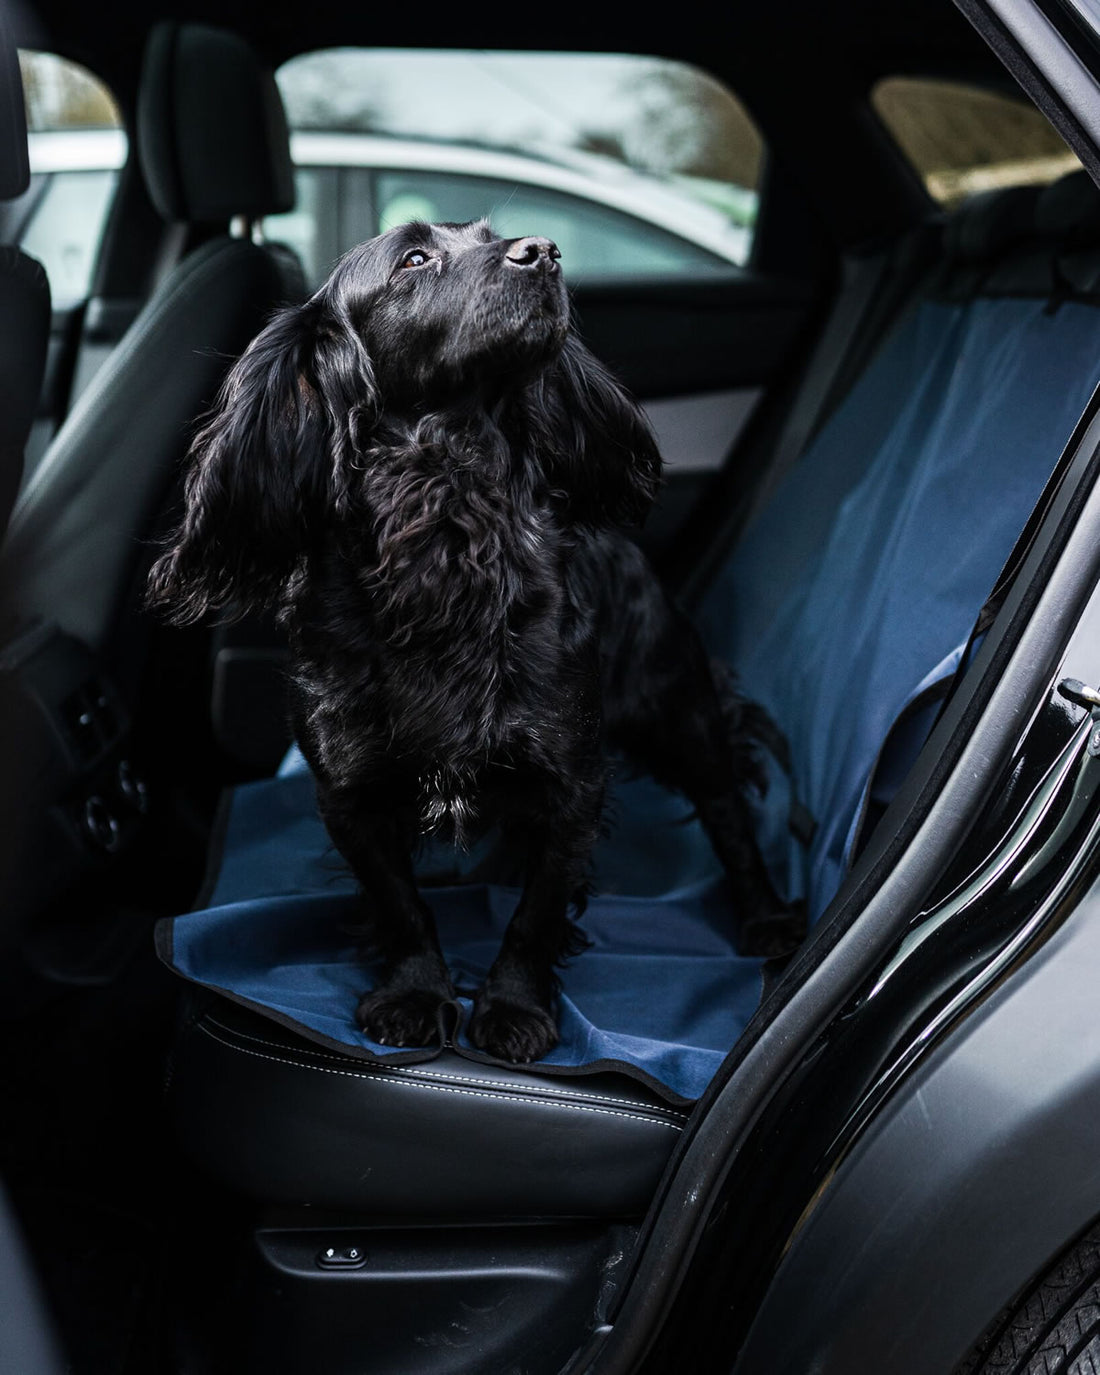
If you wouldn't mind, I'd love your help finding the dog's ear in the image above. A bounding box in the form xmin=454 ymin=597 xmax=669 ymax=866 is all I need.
xmin=146 ymin=299 xmax=377 ymax=624
xmin=526 ymin=332 xmax=661 ymax=527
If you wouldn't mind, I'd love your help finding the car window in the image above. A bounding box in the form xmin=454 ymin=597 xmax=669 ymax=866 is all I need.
xmin=267 ymin=166 xmax=339 ymax=291
xmin=872 ymin=76 xmax=1082 ymax=205
xmin=360 ymin=167 xmax=732 ymax=275
xmin=14 ymin=52 xmax=126 ymax=308
xmin=19 ymin=166 xmax=118 ymax=306
xmin=268 ymin=49 xmax=762 ymax=286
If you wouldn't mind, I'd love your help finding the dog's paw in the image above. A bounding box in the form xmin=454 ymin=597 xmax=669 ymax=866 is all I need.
xmin=736 ymin=902 xmax=808 ymax=960
xmin=356 ymin=987 xmax=447 ymax=1048
xmin=468 ymin=996 xmax=559 ymax=1064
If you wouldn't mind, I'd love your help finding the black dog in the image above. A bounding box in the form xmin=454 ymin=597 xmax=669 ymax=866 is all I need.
xmin=147 ymin=219 xmax=804 ymax=1063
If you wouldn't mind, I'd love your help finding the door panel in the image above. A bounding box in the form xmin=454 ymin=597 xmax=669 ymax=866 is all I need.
xmin=643 ymin=387 xmax=764 ymax=473
xmin=570 ymin=272 xmax=819 ymax=560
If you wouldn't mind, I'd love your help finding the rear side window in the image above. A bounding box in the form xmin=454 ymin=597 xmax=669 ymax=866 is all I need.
xmin=269 ymin=49 xmax=763 ymax=288
xmin=872 ymin=76 xmax=1082 ymax=206
xmin=363 ymin=168 xmax=734 ymax=272
xmin=12 ymin=52 xmax=126 ymax=307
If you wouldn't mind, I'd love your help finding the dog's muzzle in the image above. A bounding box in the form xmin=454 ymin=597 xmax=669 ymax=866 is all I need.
xmin=505 ymin=237 xmax=561 ymax=274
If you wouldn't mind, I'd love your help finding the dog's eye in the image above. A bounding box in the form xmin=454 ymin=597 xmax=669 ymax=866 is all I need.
xmin=401 ymin=251 xmax=429 ymax=269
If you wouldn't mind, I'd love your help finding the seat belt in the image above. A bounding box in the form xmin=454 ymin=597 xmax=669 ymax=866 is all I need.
xmin=741 ymin=246 xmax=896 ymax=528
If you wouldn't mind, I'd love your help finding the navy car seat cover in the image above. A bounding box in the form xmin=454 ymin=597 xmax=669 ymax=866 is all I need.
xmin=698 ymin=295 xmax=1100 ymax=917
xmin=160 ymin=291 xmax=1100 ymax=1102
xmin=157 ymin=760 xmax=762 ymax=1105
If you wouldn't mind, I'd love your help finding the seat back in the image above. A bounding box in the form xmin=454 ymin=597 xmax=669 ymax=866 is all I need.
xmin=697 ymin=174 xmax=1100 ymax=920
xmin=0 ymin=23 xmax=300 ymax=664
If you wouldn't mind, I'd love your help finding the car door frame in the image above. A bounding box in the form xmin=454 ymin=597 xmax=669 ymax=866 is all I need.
xmin=561 ymin=2 xmax=1100 ymax=1369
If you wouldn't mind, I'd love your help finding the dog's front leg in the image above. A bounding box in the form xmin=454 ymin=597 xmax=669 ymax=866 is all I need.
xmin=319 ymin=793 xmax=455 ymax=1047
xmin=468 ymin=772 xmax=604 ymax=1064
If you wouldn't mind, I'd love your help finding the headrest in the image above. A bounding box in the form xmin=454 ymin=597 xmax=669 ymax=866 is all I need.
xmin=1034 ymin=170 xmax=1100 ymax=246
xmin=138 ymin=23 xmax=294 ymax=226
xmin=942 ymin=183 xmax=1042 ymax=263
xmin=0 ymin=245 xmax=49 ymax=533
xmin=0 ymin=11 xmax=29 ymax=200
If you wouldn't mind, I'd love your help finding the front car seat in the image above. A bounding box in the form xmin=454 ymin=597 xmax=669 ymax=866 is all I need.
xmin=0 ymin=18 xmax=49 ymax=548
xmin=0 ymin=22 xmax=301 ymax=678
xmin=0 ymin=18 xmax=73 ymax=1372
xmin=0 ymin=22 xmax=304 ymax=946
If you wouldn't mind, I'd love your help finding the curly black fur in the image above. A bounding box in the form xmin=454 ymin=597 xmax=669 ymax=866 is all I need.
xmin=147 ymin=219 xmax=804 ymax=1063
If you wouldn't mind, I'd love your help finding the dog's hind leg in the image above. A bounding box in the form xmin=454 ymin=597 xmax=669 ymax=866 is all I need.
xmin=319 ymin=793 xmax=456 ymax=1048
xmin=468 ymin=770 xmax=604 ymax=1064
xmin=603 ymin=588 xmax=807 ymax=960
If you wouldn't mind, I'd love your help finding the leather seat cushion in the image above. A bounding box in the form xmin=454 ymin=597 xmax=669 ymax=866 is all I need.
xmin=170 ymin=994 xmax=689 ymax=1220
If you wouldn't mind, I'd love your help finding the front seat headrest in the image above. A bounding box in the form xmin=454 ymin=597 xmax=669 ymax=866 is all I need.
xmin=0 ymin=11 xmax=29 ymax=199
xmin=941 ymin=183 xmax=1042 ymax=264
xmin=1034 ymin=168 xmax=1100 ymax=248
xmin=138 ymin=22 xmax=295 ymax=226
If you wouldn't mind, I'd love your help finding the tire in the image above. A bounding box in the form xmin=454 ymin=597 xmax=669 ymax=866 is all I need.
xmin=957 ymin=1220 xmax=1100 ymax=1374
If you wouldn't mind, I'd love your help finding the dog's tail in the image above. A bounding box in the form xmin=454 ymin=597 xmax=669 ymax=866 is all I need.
xmin=710 ymin=659 xmax=792 ymax=797
xmin=712 ymin=660 xmax=818 ymax=846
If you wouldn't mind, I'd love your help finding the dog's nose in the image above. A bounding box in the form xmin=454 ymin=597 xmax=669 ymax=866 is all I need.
xmin=505 ymin=237 xmax=561 ymax=271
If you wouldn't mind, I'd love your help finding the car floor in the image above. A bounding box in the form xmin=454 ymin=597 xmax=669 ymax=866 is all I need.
xmin=0 ymin=906 xmax=234 ymax=1374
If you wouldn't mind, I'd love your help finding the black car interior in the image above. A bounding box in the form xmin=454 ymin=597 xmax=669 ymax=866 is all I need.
xmin=0 ymin=17 xmax=78 ymax=1375
xmin=3 ymin=3 xmax=1100 ymax=1373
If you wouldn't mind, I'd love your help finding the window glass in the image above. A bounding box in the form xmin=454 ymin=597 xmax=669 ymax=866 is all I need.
xmin=872 ymin=76 xmax=1082 ymax=206
xmin=269 ymin=49 xmax=762 ymax=284
xmin=269 ymin=167 xmax=339 ymax=288
xmin=14 ymin=51 xmax=126 ymax=307
xmin=20 ymin=169 xmax=118 ymax=305
xmin=371 ymin=170 xmax=730 ymax=276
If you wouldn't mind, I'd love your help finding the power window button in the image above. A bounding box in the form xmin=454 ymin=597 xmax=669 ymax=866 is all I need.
xmin=317 ymin=1244 xmax=366 ymax=1269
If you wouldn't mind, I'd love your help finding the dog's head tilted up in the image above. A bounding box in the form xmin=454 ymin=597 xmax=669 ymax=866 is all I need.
xmin=147 ymin=217 xmax=661 ymax=629
xmin=344 ymin=218 xmax=570 ymax=405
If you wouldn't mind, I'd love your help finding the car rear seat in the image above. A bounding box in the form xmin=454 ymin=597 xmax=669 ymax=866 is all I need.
xmin=697 ymin=174 xmax=1100 ymax=920
xmin=157 ymin=170 xmax=1100 ymax=1252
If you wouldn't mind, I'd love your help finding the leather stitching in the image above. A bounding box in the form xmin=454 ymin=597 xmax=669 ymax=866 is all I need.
xmin=204 ymin=1015 xmax=689 ymax=1119
xmin=197 ymin=1022 xmax=683 ymax=1132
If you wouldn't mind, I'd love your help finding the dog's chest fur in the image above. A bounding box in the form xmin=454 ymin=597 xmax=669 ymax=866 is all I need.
xmin=289 ymin=443 xmax=595 ymax=806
